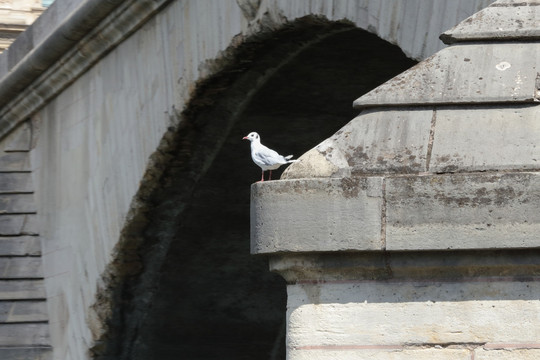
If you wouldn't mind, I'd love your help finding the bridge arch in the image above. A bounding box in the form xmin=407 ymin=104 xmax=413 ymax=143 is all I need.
xmin=109 ymin=19 xmax=417 ymax=360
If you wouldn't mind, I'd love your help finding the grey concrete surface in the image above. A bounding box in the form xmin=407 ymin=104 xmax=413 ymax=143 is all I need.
xmin=354 ymin=42 xmax=540 ymax=108
xmin=441 ymin=1 xmax=540 ymax=43
xmin=251 ymin=178 xmax=383 ymax=254
xmin=386 ymin=172 xmax=540 ymax=250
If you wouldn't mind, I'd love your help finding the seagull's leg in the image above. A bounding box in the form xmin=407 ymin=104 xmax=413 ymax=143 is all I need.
xmin=269 ymin=170 xmax=272 ymax=180
xmin=260 ymin=170 xmax=265 ymax=182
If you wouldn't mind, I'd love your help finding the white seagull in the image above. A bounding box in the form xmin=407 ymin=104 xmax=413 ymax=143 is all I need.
xmin=242 ymin=132 xmax=296 ymax=182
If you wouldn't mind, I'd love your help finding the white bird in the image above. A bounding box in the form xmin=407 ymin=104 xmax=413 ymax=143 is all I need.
xmin=242 ymin=132 xmax=296 ymax=182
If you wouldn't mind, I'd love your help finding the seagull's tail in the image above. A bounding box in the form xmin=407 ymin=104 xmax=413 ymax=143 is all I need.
xmin=285 ymin=155 xmax=297 ymax=163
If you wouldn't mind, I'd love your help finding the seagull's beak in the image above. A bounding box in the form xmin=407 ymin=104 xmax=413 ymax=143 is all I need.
xmin=242 ymin=136 xmax=248 ymax=140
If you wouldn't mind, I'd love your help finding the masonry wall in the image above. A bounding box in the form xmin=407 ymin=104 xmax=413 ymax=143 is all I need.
xmin=281 ymin=261 xmax=540 ymax=360
xmin=29 ymin=2 xmax=241 ymax=357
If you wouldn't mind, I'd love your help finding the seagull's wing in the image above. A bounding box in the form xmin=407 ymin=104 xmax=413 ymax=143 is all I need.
xmin=254 ymin=144 xmax=288 ymax=166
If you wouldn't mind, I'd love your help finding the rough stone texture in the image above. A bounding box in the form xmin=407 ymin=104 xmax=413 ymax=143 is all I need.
xmin=286 ymin=279 xmax=540 ymax=353
xmin=354 ymin=42 xmax=540 ymax=108
xmin=386 ymin=172 xmax=540 ymax=251
xmin=475 ymin=348 xmax=540 ymax=360
xmin=0 ymin=257 xmax=43 ymax=278
xmin=430 ymin=106 xmax=540 ymax=172
xmin=270 ymin=250 xmax=540 ymax=283
xmin=0 ymin=236 xmax=41 ymax=256
xmin=251 ymin=178 xmax=383 ymax=253
xmin=0 ymin=173 xmax=33 ymax=193
xmin=261 ymin=171 xmax=540 ymax=254
xmin=0 ymin=301 xmax=48 ymax=322
xmin=283 ymin=109 xmax=433 ymax=178
xmin=0 ymin=214 xmax=38 ymax=235
xmin=441 ymin=1 xmax=540 ymax=43
xmin=0 ymin=323 xmax=50 ymax=346
xmin=270 ymin=249 xmax=540 ymax=358
xmin=0 ymin=194 xmax=37 ymax=213
xmin=290 ymin=348 xmax=471 ymax=360
xmin=0 ymin=347 xmax=52 ymax=360
xmin=0 ymin=121 xmax=51 ymax=360
xmin=0 ymin=279 xmax=46 ymax=299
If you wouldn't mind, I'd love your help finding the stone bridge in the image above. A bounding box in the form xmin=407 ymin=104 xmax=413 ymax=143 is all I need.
xmin=3 ymin=0 xmax=539 ymax=359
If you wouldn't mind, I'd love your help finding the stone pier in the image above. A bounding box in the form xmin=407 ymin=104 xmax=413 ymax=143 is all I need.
xmin=251 ymin=1 xmax=540 ymax=359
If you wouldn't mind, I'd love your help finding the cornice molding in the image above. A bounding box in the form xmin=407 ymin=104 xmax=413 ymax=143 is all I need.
xmin=0 ymin=0 xmax=172 ymax=139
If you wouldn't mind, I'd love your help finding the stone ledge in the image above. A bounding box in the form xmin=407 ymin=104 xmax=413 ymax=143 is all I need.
xmin=252 ymin=173 xmax=540 ymax=254
xmin=251 ymin=178 xmax=384 ymax=254
xmin=441 ymin=2 xmax=540 ymax=44
xmin=269 ymin=250 xmax=540 ymax=282
xmin=0 ymin=346 xmax=52 ymax=360
xmin=353 ymin=43 xmax=540 ymax=108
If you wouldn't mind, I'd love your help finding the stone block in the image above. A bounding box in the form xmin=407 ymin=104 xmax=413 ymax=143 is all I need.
xmin=0 ymin=258 xmax=43 ymax=279
xmin=0 ymin=347 xmax=52 ymax=360
xmin=385 ymin=172 xmax=540 ymax=250
xmin=251 ymin=178 xmax=383 ymax=254
xmin=272 ymin=250 xmax=540 ymax=283
xmin=0 ymin=236 xmax=41 ymax=256
xmin=0 ymin=194 xmax=37 ymax=214
xmin=0 ymin=215 xmax=38 ymax=235
xmin=0 ymin=152 xmax=30 ymax=171
xmin=289 ymin=348 xmax=471 ymax=360
xmin=430 ymin=106 xmax=540 ymax=173
xmin=475 ymin=348 xmax=540 ymax=360
xmin=441 ymin=4 xmax=540 ymax=43
xmin=0 ymin=173 xmax=33 ymax=193
xmin=0 ymin=323 xmax=50 ymax=346
xmin=0 ymin=300 xmax=48 ymax=323
xmin=354 ymin=43 xmax=540 ymax=107
xmin=286 ymin=280 xmax=540 ymax=347
xmin=5 ymin=122 xmax=31 ymax=152
xmin=283 ymin=109 xmax=433 ymax=178
xmin=0 ymin=280 xmax=46 ymax=300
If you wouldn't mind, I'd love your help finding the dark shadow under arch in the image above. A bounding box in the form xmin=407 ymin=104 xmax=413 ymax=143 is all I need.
xmin=99 ymin=17 xmax=417 ymax=360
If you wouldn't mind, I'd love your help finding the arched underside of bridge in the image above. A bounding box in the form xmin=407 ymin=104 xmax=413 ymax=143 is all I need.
xmin=98 ymin=20 xmax=417 ymax=360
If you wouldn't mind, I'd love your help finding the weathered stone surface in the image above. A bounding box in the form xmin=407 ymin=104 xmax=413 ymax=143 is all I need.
xmin=0 ymin=194 xmax=37 ymax=214
xmin=251 ymin=178 xmax=383 ymax=254
xmin=0 ymin=301 xmax=48 ymax=323
xmin=5 ymin=122 xmax=31 ymax=152
xmin=0 ymin=323 xmax=49 ymax=346
xmin=0 ymin=215 xmax=38 ymax=235
xmin=290 ymin=348 xmax=471 ymax=360
xmin=287 ymin=279 xmax=540 ymax=347
xmin=0 ymin=173 xmax=33 ymax=193
xmin=0 ymin=280 xmax=46 ymax=300
xmin=0 ymin=258 xmax=43 ymax=279
xmin=430 ymin=106 xmax=540 ymax=172
xmin=475 ymin=348 xmax=540 ymax=360
xmin=283 ymin=109 xmax=433 ymax=179
xmin=0 ymin=152 xmax=30 ymax=171
xmin=386 ymin=172 xmax=540 ymax=250
xmin=354 ymin=43 xmax=540 ymax=108
xmin=271 ymin=250 xmax=540 ymax=282
xmin=0 ymin=236 xmax=40 ymax=256
xmin=441 ymin=2 xmax=540 ymax=44
xmin=0 ymin=347 xmax=52 ymax=360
